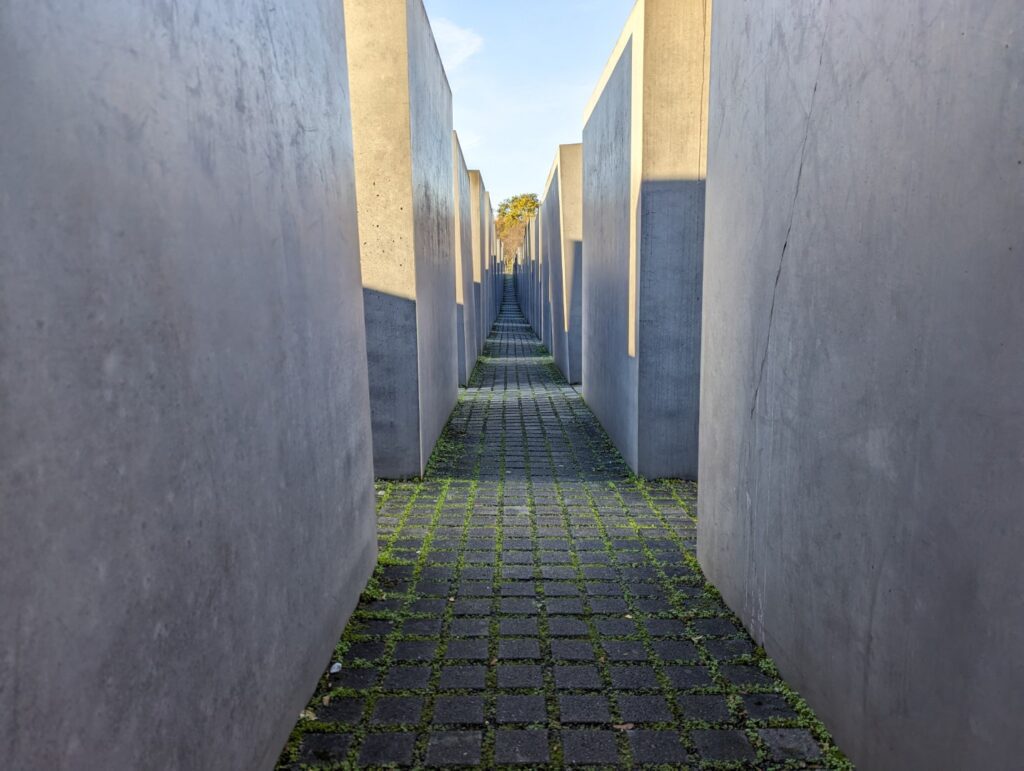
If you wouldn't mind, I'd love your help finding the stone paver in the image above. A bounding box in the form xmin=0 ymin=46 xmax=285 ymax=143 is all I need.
xmin=276 ymin=278 xmax=846 ymax=768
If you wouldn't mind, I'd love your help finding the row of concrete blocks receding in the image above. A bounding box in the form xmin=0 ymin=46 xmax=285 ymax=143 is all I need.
xmin=0 ymin=0 xmax=500 ymax=768
xmin=514 ymin=0 xmax=1024 ymax=769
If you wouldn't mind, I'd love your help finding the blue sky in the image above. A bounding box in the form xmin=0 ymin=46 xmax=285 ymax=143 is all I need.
xmin=422 ymin=0 xmax=635 ymax=207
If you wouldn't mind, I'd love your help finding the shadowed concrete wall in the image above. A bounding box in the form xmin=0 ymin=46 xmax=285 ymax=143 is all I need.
xmin=698 ymin=2 xmax=1024 ymax=768
xmin=0 ymin=1 xmax=376 ymax=767
xmin=484 ymin=191 xmax=494 ymax=334
xmin=452 ymin=132 xmax=477 ymax=386
xmin=582 ymin=0 xmax=709 ymax=479
xmin=542 ymin=155 xmax=568 ymax=379
xmin=469 ymin=170 xmax=487 ymax=354
xmin=541 ymin=144 xmax=584 ymax=383
xmin=346 ymin=0 xmax=457 ymax=478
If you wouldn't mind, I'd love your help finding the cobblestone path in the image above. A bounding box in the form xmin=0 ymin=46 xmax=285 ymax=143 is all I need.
xmin=277 ymin=278 xmax=846 ymax=769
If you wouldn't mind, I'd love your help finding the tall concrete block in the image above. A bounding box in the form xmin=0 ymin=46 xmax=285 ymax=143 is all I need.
xmin=346 ymin=0 xmax=457 ymax=478
xmin=698 ymin=2 xmax=1024 ymax=768
xmin=535 ymin=213 xmax=544 ymax=341
xmin=540 ymin=210 xmax=553 ymax=351
xmin=581 ymin=0 xmax=710 ymax=478
xmin=484 ymin=191 xmax=494 ymax=334
xmin=452 ymin=132 xmax=478 ymax=386
xmin=522 ymin=219 xmax=536 ymax=325
xmin=0 ymin=2 xmax=376 ymax=767
xmin=468 ymin=170 xmax=488 ymax=353
xmin=541 ymin=145 xmax=584 ymax=383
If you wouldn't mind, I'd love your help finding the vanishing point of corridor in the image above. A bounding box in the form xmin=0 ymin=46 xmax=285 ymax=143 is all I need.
xmin=276 ymin=279 xmax=842 ymax=769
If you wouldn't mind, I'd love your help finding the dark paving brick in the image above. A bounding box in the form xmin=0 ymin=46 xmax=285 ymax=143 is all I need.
xmin=595 ymin=618 xmax=637 ymax=636
xmin=562 ymin=729 xmax=619 ymax=765
xmin=545 ymin=598 xmax=585 ymax=614
xmin=692 ymin=729 xmax=757 ymax=762
xmin=358 ymin=732 xmax=415 ymax=765
xmin=663 ymin=665 xmax=714 ymax=689
xmin=438 ymin=665 xmax=486 ymax=690
xmin=551 ymin=639 xmax=595 ymax=661
xmin=633 ymin=598 xmax=672 ymax=613
xmin=644 ymin=618 xmax=687 ymax=637
xmin=433 ymin=696 xmax=485 ymax=725
xmin=547 ymin=617 xmax=589 ymax=637
xmin=693 ymin=617 xmax=741 ymax=636
xmin=497 ymin=694 xmax=547 ymax=723
xmin=744 ymin=692 xmax=799 ymax=720
xmin=298 ymin=733 xmax=351 ymax=764
xmin=497 ymin=664 xmax=543 ymax=688
xmin=501 ymin=598 xmax=540 ymax=614
xmin=450 ymin=618 xmax=489 ymax=637
xmin=628 ymin=729 xmax=688 ymax=763
xmin=499 ymin=617 xmax=539 ymax=636
xmin=329 ymin=667 xmax=377 ymax=690
xmin=679 ymin=694 xmax=733 ymax=722
xmin=617 ymin=694 xmax=673 ymax=723
xmin=425 ymin=731 xmax=482 ymax=767
xmin=559 ymin=694 xmax=611 ymax=723
xmin=494 ymin=729 xmax=549 ymax=764
xmin=554 ymin=664 xmax=603 ymax=689
xmin=354 ymin=619 xmax=395 ymax=637
xmin=445 ymin=639 xmax=488 ymax=660
xmin=399 ymin=618 xmax=444 ymax=634
xmin=344 ymin=641 xmax=386 ymax=663
xmin=411 ymin=598 xmax=448 ymax=615
xmin=371 ymin=696 xmax=423 ymax=725
xmin=651 ymin=640 xmax=699 ymax=662
xmin=720 ymin=664 xmax=773 ymax=686
xmin=707 ymin=638 xmax=757 ymax=658
xmin=589 ymin=598 xmax=629 ymax=614
xmin=759 ymin=728 xmax=823 ymax=761
xmin=452 ymin=599 xmax=490 ymax=616
xmin=603 ymin=640 xmax=648 ymax=661
xmin=382 ymin=665 xmax=432 ymax=690
xmin=608 ymin=665 xmax=659 ymax=690
xmin=314 ymin=697 xmax=363 ymax=724
xmin=499 ymin=638 xmax=541 ymax=660
xmin=393 ymin=640 xmax=437 ymax=661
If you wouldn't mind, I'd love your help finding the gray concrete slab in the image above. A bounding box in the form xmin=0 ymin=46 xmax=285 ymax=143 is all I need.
xmin=346 ymin=0 xmax=458 ymax=478
xmin=541 ymin=145 xmax=584 ymax=384
xmin=0 ymin=2 xmax=377 ymax=767
xmin=581 ymin=0 xmax=709 ymax=479
xmin=452 ymin=132 xmax=477 ymax=386
xmin=469 ymin=171 xmax=488 ymax=354
xmin=698 ymin=2 xmax=1024 ymax=768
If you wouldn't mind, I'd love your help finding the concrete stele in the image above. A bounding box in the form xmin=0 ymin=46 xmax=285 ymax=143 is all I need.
xmin=541 ymin=144 xmax=584 ymax=384
xmin=346 ymin=0 xmax=458 ymax=478
xmin=468 ymin=170 xmax=488 ymax=355
xmin=581 ymin=0 xmax=710 ymax=478
xmin=698 ymin=0 xmax=1024 ymax=767
xmin=452 ymin=132 xmax=478 ymax=386
xmin=0 ymin=1 xmax=377 ymax=767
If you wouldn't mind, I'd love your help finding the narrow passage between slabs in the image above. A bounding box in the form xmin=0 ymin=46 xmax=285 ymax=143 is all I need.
xmin=278 ymin=277 xmax=838 ymax=769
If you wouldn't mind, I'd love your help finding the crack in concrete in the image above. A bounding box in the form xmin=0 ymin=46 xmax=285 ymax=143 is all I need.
xmin=750 ymin=6 xmax=832 ymax=419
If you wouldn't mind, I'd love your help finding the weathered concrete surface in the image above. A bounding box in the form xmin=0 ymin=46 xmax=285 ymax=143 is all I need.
xmin=483 ymin=191 xmax=494 ymax=335
xmin=469 ymin=170 xmax=488 ymax=354
xmin=346 ymin=0 xmax=457 ymax=478
xmin=582 ymin=0 xmax=709 ymax=478
xmin=541 ymin=144 xmax=584 ymax=383
xmin=452 ymin=132 xmax=477 ymax=386
xmin=0 ymin=2 xmax=377 ymax=768
xmin=698 ymin=2 xmax=1024 ymax=768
